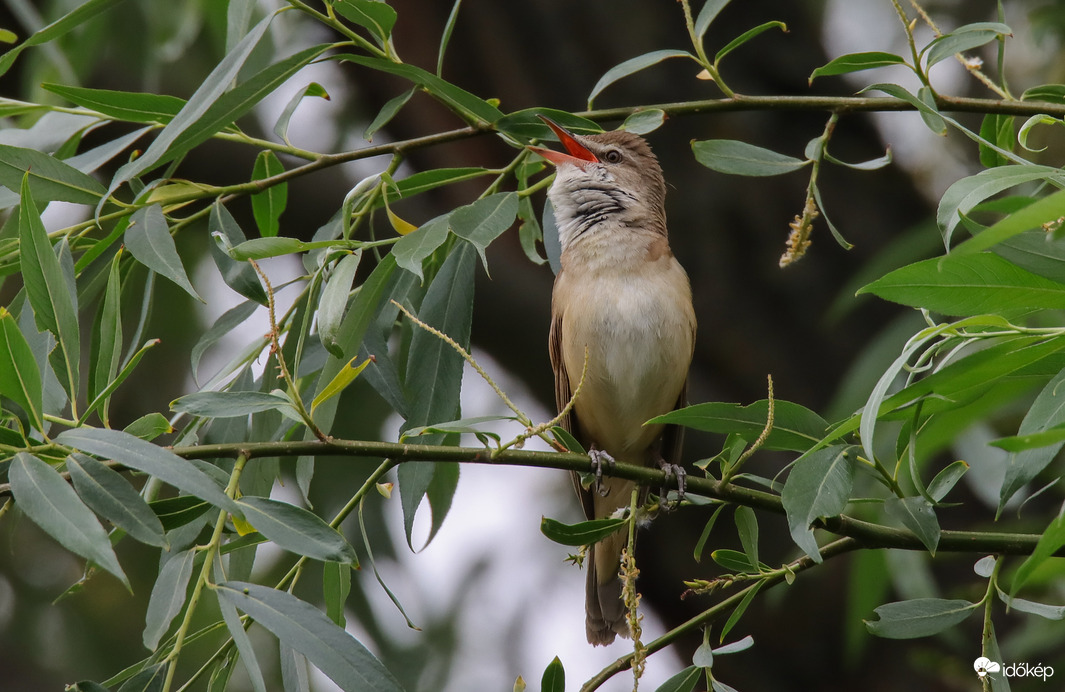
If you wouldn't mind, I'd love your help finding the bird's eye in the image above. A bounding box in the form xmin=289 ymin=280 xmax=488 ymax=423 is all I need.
xmin=603 ymin=149 xmax=623 ymax=164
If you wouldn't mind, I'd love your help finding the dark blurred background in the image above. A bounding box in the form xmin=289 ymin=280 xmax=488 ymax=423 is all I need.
xmin=2 ymin=1 xmax=1065 ymax=690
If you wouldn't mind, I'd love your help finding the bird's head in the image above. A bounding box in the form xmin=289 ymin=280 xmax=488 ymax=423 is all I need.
xmin=528 ymin=116 xmax=667 ymax=250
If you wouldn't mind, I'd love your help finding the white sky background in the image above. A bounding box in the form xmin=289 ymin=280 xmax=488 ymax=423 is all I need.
xmin=188 ymin=2 xmax=1060 ymax=690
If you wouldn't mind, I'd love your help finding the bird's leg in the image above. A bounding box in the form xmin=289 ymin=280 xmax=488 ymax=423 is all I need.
xmin=654 ymin=451 xmax=686 ymax=510
xmin=588 ymin=445 xmax=616 ymax=497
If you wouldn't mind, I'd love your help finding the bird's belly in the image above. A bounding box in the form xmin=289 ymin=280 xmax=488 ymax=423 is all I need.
xmin=563 ymin=269 xmax=692 ymax=459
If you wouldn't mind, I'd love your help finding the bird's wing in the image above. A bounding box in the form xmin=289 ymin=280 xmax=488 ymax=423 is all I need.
xmin=550 ymin=306 xmax=597 ymax=520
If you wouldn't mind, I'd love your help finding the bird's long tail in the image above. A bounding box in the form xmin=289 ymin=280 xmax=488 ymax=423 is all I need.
xmin=585 ymin=530 xmax=629 ymax=646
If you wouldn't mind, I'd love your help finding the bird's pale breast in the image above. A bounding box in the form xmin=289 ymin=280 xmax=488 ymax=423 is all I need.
xmin=558 ymin=253 xmax=694 ymax=462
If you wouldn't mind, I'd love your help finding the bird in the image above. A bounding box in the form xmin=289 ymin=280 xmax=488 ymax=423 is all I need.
xmin=529 ymin=117 xmax=696 ymax=646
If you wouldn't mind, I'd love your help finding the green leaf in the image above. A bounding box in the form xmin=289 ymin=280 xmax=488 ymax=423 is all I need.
xmin=550 ymin=426 xmax=585 ymax=454
xmin=997 ymin=582 xmax=1065 ymax=620
xmin=494 ymin=108 xmax=601 ymax=142
xmin=650 ymin=399 xmax=827 ymax=452
xmin=1010 ymin=509 xmax=1065 ymax=599
xmin=318 ymin=252 xmax=363 ymax=358
xmin=540 ymin=517 xmax=626 ymax=546
xmin=1022 ymin=84 xmax=1065 ymax=104
xmin=449 ymin=192 xmax=519 ymax=273
xmin=936 ymin=164 xmax=1065 ymax=245
xmin=952 ymin=187 xmax=1065 ymax=256
xmin=0 ymin=0 xmax=126 ymax=78
xmin=809 ymin=51 xmax=907 ymax=82
xmin=654 ymin=666 xmax=701 ymax=692
xmin=56 ymin=428 xmax=242 ymax=517
xmin=67 ymin=453 xmax=166 ymax=548
xmin=541 ymin=657 xmax=565 ymax=692
xmin=399 ymin=243 xmax=476 ymax=549
xmin=382 ymin=167 xmax=494 ymax=204
xmin=924 ymin=22 xmax=1012 ymax=69
xmin=0 ymin=144 xmax=107 ymax=204
xmin=251 ymin=150 xmax=287 ymax=238
xmin=711 ymin=549 xmax=760 ymax=573
xmin=927 ymin=460 xmax=969 ymax=502
xmin=237 ymin=497 xmax=357 ymax=564
xmin=215 ymin=582 xmax=405 ymax=692
xmin=999 ymin=368 xmax=1065 ymax=511
xmin=142 ymin=549 xmax=195 ymax=650
xmin=88 ymin=250 xmax=123 ymax=423
xmin=622 ymin=109 xmax=666 ymax=135
xmin=866 ymin=83 xmax=947 ymax=136
xmin=781 ymin=445 xmax=856 ymax=562
xmin=126 ymin=204 xmax=203 ymax=301
xmin=979 ymin=113 xmax=1014 ymax=167
xmin=865 ymin=598 xmax=978 ymax=638
xmin=719 ymin=583 xmax=764 ymax=642
xmin=392 ymin=214 xmax=451 ymax=280
xmin=587 ymin=49 xmax=695 ymax=108
xmin=692 ymin=139 xmax=808 ymax=177
xmin=150 ymin=496 xmax=211 ymax=532
xmin=171 ymin=391 xmax=297 ymax=419
xmin=693 ymin=504 xmax=726 ymax=562
xmin=9 ymin=453 xmax=128 ymax=586
xmin=19 ymin=174 xmax=80 ymax=403
xmin=363 ymin=88 xmax=414 ymax=142
xmin=714 ymin=20 xmax=788 ymax=65
xmin=0 ymin=306 xmax=44 ymax=431
xmin=123 ymin=412 xmax=173 ymax=441
xmin=41 ymin=83 xmax=184 ymax=124
xmin=338 ymin=54 xmax=503 ymax=125
xmin=992 ymin=425 xmax=1065 ymax=453
xmin=274 ymin=82 xmax=329 ymax=146
xmin=214 ymin=561 xmax=268 ymax=692
xmin=311 ymin=355 xmax=373 ymax=413
xmin=324 ymin=561 xmax=352 ymax=627
xmin=209 ymin=202 xmax=268 ymax=305
xmin=884 ymin=496 xmax=940 ymax=555
xmin=103 ymin=15 xmax=274 ymax=203
xmin=858 ymin=252 xmax=1065 ymax=316
xmin=695 ymin=0 xmax=731 ymax=41
xmin=334 ymin=0 xmax=398 ymax=46
xmin=191 ymin=300 xmax=259 ymax=381
xmin=734 ymin=505 xmax=759 ymax=568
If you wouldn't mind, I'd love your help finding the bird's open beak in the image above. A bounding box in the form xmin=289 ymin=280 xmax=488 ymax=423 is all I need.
xmin=528 ymin=116 xmax=598 ymax=168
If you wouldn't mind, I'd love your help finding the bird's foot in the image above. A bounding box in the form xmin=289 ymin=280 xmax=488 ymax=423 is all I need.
xmin=589 ymin=446 xmax=616 ymax=497
xmin=657 ymin=456 xmax=686 ymax=511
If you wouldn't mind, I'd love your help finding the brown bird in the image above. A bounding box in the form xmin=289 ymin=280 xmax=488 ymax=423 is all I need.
xmin=529 ymin=118 xmax=696 ymax=646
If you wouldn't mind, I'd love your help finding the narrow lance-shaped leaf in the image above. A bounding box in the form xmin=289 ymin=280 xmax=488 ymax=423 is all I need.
xmin=692 ymin=139 xmax=808 ymax=177
xmin=274 ymin=82 xmax=329 ymax=146
xmin=215 ymin=582 xmax=406 ymax=692
xmin=237 ymin=497 xmax=358 ymax=564
xmin=102 ymin=15 xmax=274 ymax=210
xmin=999 ymin=368 xmax=1065 ymax=512
xmin=209 ymin=201 xmax=268 ymax=305
xmin=809 ymin=51 xmax=908 ymax=83
xmin=540 ymin=517 xmax=627 ymax=546
xmin=318 ymin=251 xmax=363 ymax=358
xmin=213 ymin=559 xmax=268 ymax=692
xmin=41 ymin=83 xmax=185 ymax=124
xmin=9 ymin=453 xmax=129 ymax=587
xmin=251 ymin=150 xmax=287 ymax=238
xmin=393 ymin=213 xmax=450 ymax=280
xmin=541 ymin=657 xmax=565 ymax=692
xmin=399 ymin=242 xmax=476 ymax=550
xmin=126 ymin=204 xmax=203 ymax=301
xmin=858 ymin=252 xmax=1065 ymax=316
xmin=311 ymin=355 xmax=373 ymax=414
xmin=0 ymin=306 xmax=44 ymax=432
xmin=0 ymin=0 xmax=125 ymax=77
xmin=142 ymin=549 xmax=195 ymax=650
xmin=88 ymin=250 xmax=123 ymax=424
xmin=714 ymin=20 xmax=788 ymax=65
xmin=587 ymin=49 xmax=695 ymax=107
xmin=0 ymin=144 xmax=107 ymax=204
xmin=55 ymin=427 xmax=242 ymax=517
xmin=865 ymin=598 xmax=979 ymax=639
xmin=19 ymin=173 xmax=80 ymax=404
xmin=67 ymin=453 xmax=167 ymax=548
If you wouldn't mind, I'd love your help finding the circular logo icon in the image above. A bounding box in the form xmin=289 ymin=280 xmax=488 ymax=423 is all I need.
xmin=974 ymin=657 xmax=1002 ymax=677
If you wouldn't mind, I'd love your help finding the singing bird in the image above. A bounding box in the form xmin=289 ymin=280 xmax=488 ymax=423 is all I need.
xmin=529 ymin=118 xmax=696 ymax=646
